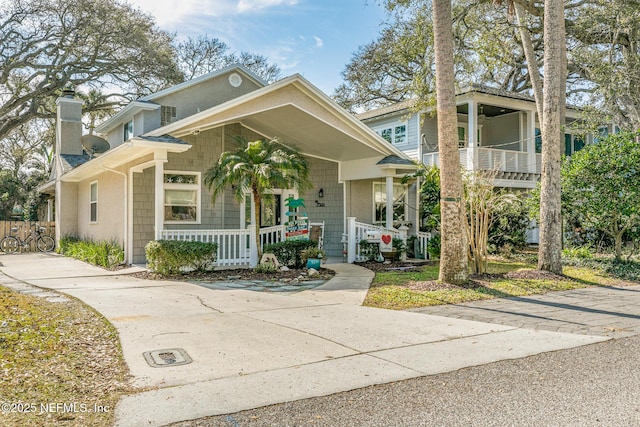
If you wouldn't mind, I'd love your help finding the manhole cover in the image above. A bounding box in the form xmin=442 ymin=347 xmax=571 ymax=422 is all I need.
xmin=143 ymin=348 xmax=192 ymax=368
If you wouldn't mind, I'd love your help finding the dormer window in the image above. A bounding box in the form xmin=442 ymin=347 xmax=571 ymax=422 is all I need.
xmin=161 ymin=106 xmax=177 ymax=126
xmin=123 ymin=120 xmax=133 ymax=141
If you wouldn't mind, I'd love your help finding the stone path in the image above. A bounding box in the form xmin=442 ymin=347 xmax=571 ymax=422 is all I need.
xmin=412 ymin=284 xmax=640 ymax=338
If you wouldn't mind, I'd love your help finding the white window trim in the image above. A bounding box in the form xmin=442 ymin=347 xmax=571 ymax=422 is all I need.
xmin=372 ymin=182 xmax=408 ymax=225
xmin=240 ymin=188 xmax=298 ymax=227
xmin=377 ymin=122 xmax=408 ymax=145
xmin=90 ymin=181 xmax=98 ymax=224
xmin=163 ymin=170 xmax=201 ymax=224
xmin=123 ymin=119 xmax=133 ymax=142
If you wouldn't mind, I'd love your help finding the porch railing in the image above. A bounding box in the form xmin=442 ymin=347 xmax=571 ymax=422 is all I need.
xmin=416 ymin=231 xmax=432 ymax=260
xmin=259 ymin=224 xmax=287 ymax=248
xmin=347 ymin=219 xmax=403 ymax=263
xmin=161 ymin=225 xmax=288 ymax=267
xmin=161 ymin=229 xmax=253 ymax=267
xmin=422 ymin=147 xmax=541 ymax=175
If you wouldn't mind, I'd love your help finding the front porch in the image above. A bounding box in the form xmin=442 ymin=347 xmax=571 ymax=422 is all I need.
xmin=160 ymin=217 xmax=431 ymax=267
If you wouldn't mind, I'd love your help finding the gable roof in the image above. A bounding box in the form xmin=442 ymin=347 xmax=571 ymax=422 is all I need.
xmin=139 ymin=64 xmax=267 ymax=103
xmin=95 ymin=64 xmax=267 ymax=134
xmin=147 ymin=73 xmax=414 ymax=163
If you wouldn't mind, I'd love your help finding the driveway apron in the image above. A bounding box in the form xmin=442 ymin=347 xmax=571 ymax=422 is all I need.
xmin=0 ymin=253 xmax=609 ymax=427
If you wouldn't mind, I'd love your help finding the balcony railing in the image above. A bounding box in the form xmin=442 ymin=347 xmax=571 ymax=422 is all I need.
xmin=423 ymin=147 xmax=541 ymax=175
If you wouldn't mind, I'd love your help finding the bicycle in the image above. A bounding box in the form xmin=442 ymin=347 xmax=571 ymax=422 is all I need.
xmin=0 ymin=223 xmax=55 ymax=253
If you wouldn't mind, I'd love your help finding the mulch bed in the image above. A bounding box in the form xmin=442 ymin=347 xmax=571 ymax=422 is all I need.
xmin=131 ymin=267 xmax=335 ymax=282
xmin=359 ymin=260 xmax=571 ymax=292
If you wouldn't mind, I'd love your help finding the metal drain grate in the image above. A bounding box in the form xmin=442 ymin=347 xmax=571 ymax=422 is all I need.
xmin=143 ymin=348 xmax=192 ymax=368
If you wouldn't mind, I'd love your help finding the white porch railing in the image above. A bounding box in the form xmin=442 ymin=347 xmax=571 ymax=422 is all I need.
xmin=347 ymin=218 xmax=405 ymax=263
xmin=161 ymin=228 xmax=256 ymax=267
xmin=260 ymin=224 xmax=287 ymax=248
xmin=422 ymin=147 xmax=541 ymax=175
xmin=416 ymin=231 xmax=432 ymax=260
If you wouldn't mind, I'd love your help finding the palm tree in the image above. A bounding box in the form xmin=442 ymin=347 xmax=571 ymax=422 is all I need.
xmin=432 ymin=0 xmax=469 ymax=284
xmin=204 ymin=137 xmax=311 ymax=258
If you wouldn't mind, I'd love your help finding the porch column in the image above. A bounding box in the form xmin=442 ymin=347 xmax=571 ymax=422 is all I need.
xmin=347 ymin=217 xmax=356 ymax=263
xmin=385 ymin=175 xmax=394 ymax=229
xmin=153 ymin=153 xmax=167 ymax=240
xmin=527 ymin=109 xmax=537 ymax=173
xmin=467 ymin=100 xmax=477 ymax=170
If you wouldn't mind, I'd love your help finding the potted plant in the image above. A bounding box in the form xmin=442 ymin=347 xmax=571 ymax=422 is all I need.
xmin=302 ymin=246 xmax=325 ymax=270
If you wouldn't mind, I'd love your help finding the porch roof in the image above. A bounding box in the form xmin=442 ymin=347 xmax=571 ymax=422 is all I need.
xmin=148 ymin=74 xmax=412 ymax=163
xmin=60 ymin=136 xmax=191 ymax=182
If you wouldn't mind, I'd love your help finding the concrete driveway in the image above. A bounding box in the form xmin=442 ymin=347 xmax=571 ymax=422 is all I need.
xmin=0 ymin=253 xmax=607 ymax=427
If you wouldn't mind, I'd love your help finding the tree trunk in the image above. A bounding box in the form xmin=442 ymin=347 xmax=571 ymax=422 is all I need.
xmin=514 ymin=2 xmax=544 ymax=121
xmin=614 ymin=233 xmax=623 ymax=261
xmin=538 ymin=0 xmax=565 ymax=274
xmin=253 ymin=190 xmax=262 ymax=259
xmin=433 ymin=0 xmax=468 ymax=284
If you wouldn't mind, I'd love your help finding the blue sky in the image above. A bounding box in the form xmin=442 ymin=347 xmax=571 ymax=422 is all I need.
xmin=128 ymin=0 xmax=388 ymax=95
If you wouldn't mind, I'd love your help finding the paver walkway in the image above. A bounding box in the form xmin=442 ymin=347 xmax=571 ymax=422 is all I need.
xmin=412 ymin=285 xmax=640 ymax=338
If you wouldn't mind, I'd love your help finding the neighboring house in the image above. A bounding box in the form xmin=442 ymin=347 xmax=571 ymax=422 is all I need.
xmin=357 ymin=85 xmax=614 ymax=243
xmin=358 ymin=84 xmax=609 ymax=190
xmin=40 ymin=65 xmax=417 ymax=265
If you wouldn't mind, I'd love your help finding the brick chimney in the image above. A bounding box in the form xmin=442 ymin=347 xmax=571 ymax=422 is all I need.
xmin=56 ymin=90 xmax=83 ymax=155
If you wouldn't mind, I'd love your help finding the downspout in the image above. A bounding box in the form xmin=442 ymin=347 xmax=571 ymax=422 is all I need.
xmin=101 ymin=163 xmax=128 ymax=264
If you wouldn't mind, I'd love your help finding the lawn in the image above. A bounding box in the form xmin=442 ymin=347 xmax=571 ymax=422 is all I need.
xmin=363 ymin=257 xmax=639 ymax=310
xmin=0 ymin=285 xmax=132 ymax=427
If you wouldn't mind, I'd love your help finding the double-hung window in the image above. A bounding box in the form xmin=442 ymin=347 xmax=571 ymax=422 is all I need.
xmin=164 ymin=172 xmax=200 ymax=223
xmin=373 ymin=183 xmax=407 ymax=225
xmin=123 ymin=120 xmax=133 ymax=141
xmin=90 ymin=182 xmax=98 ymax=223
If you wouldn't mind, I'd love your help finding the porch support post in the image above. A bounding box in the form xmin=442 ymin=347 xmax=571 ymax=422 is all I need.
xmin=153 ymin=152 xmax=167 ymax=240
xmin=467 ymin=100 xmax=477 ymax=170
xmin=527 ymin=109 xmax=537 ymax=173
xmin=248 ymin=225 xmax=258 ymax=267
xmin=347 ymin=217 xmax=356 ymax=263
xmin=399 ymin=225 xmax=409 ymax=261
xmin=385 ymin=175 xmax=394 ymax=229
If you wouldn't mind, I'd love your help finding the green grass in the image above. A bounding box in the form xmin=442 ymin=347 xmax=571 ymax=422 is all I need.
xmin=0 ymin=285 xmax=132 ymax=426
xmin=364 ymin=258 xmax=637 ymax=310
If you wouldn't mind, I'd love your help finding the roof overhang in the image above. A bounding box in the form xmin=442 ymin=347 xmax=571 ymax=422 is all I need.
xmin=149 ymin=74 xmax=413 ymax=163
xmin=95 ymin=101 xmax=160 ymax=134
xmin=60 ymin=138 xmax=191 ymax=182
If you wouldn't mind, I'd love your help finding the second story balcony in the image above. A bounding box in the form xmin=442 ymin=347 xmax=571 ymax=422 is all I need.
xmin=423 ymin=146 xmax=542 ymax=188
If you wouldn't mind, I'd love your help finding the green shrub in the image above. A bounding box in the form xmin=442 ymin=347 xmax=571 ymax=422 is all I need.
xmin=301 ymin=246 xmax=325 ymax=261
xmin=145 ymin=240 xmax=217 ymax=275
xmin=255 ymin=262 xmax=278 ymax=273
xmin=359 ymin=240 xmax=380 ymax=262
xmin=488 ymin=194 xmax=529 ymax=252
xmin=58 ymin=236 xmax=124 ymax=269
xmin=263 ymin=240 xmax=317 ymax=268
xmin=563 ymin=256 xmax=640 ymax=281
xmin=563 ymin=246 xmax=593 ymax=260
xmin=427 ymin=234 xmax=441 ymax=259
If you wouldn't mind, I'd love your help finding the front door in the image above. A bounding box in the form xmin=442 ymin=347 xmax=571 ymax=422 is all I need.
xmin=260 ymin=194 xmax=281 ymax=227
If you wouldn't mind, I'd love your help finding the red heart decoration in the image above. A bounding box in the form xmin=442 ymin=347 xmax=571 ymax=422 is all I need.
xmin=381 ymin=235 xmax=392 ymax=245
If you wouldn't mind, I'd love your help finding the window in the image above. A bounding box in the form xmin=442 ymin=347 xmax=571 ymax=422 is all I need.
xmin=90 ymin=182 xmax=98 ymax=223
xmin=564 ymin=134 xmax=586 ymax=156
xmin=164 ymin=172 xmax=200 ymax=223
xmin=535 ymin=128 xmax=542 ymax=153
xmin=161 ymin=106 xmax=177 ymax=126
xmin=373 ymin=183 xmax=407 ymax=225
xmin=458 ymin=126 xmax=466 ymax=147
xmin=378 ymin=123 xmax=407 ymax=145
xmin=457 ymin=124 xmax=481 ymax=147
xmin=123 ymin=120 xmax=133 ymax=141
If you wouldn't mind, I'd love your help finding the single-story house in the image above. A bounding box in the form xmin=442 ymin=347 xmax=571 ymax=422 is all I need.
xmin=40 ymin=65 xmax=418 ymax=266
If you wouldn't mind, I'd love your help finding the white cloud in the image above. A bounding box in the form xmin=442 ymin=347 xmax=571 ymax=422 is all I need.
xmin=236 ymin=0 xmax=298 ymax=13
xmin=313 ymin=35 xmax=323 ymax=48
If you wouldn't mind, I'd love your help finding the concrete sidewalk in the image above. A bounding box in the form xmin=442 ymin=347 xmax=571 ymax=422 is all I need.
xmin=0 ymin=254 xmax=608 ymax=427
